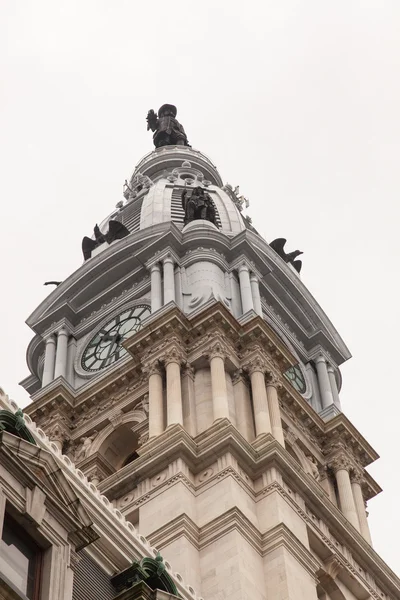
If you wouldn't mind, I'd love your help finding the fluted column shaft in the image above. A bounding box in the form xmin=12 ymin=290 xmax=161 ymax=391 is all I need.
xmin=351 ymin=475 xmax=372 ymax=544
xmin=210 ymin=351 xmax=230 ymax=421
xmin=238 ymin=264 xmax=253 ymax=314
xmin=148 ymin=364 xmax=164 ymax=438
xmin=42 ymin=335 xmax=56 ymax=387
xmin=327 ymin=364 xmax=342 ymax=410
xmin=315 ymin=355 xmax=334 ymax=409
xmin=150 ymin=263 xmax=162 ymax=312
xmin=266 ymin=377 xmax=284 ymax=446
xmin=249 ymin=367 xmax=271 ymax=436
xmin=166 ymin=359 xmax=183 ymax=426
xmin=249 ymin=273 xmax=263 ymax=316
xmin=333 ymin=460 xmax=360 ymax=530
xmin=163 ymin=256 xmax=175 ymax=304
xmin=54 ymin=328 xmax=69 ymax=379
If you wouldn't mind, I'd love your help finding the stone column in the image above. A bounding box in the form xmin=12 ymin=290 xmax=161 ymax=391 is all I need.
xmin=150 ymin=263 xmax=162 ymax=312
xmin=249 ymin=273 xmax=263 ymax=316
xmin=165 ymin=348 xmax=183 ymax=427
xmin=331 ymin=455 xmax=360 ymax=530
xmin=238 ymin=263 xmax=253 ymax=314
xmin=266 ymin=373 xmax=284 ymax=446
xmin=315 ymin=355 xmax=334 ymax=409
xmin=351 ymin=470 xmax=372 ymax=544
xmin=145 ymin=361 xmax=164 ymax=438
xmin=327 ymin=364 xmax=342 ymax=410
xmin=181 ymin=364 xmax=197 ymax=436
xmin=247 ymin=358 xmax=272 ymax=436
xmin=42 ymin=334 xmax=57 ymax=387
xmin=209 ymin=343 xmax=230 ymax=421
xmin=232 ymin=369 xmax=255 ymax=441
xmin=54 ymin=328 xmax=69 ymax=379
xmin=163 ymin=255 xmax=175 ymax=304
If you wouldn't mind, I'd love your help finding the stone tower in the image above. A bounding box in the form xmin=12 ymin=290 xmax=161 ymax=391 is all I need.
xmin=21 ymin=107 xmax=400 ymax=600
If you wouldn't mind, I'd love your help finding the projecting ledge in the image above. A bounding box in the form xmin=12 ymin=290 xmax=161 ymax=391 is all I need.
xmin=319 ymin=404 xmax=342 ymax=422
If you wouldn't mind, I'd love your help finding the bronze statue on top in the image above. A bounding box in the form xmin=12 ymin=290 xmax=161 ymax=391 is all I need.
xmin=182 ymin=187 xmax=219 ymax=228
xmin=146 ymin=104 xmax=190 ymax=148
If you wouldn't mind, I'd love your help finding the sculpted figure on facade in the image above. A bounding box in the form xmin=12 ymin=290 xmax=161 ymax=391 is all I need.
xmin=146 ymin=104 xmax=189 ymax=148
xmin=181 ymin=187 xmax=219 ymax=228
xmin=306 ymin=454 xmax=321 ymax=481
xmin=74 ymin=431 xmax=98 ymax=463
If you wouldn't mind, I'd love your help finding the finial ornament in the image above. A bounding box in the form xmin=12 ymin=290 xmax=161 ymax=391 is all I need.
xmin=146 ymin=104 xmax=190 ymax=148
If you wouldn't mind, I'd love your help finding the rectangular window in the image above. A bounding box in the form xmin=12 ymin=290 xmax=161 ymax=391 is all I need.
xmin=0 ymin=513 xmax=42 ymax=599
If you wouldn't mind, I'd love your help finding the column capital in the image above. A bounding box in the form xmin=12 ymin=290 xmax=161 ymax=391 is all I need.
xmin=150 ymin=262 xmax=162 ymax=273
xmin=266 ymin=371 xmax=282 ymax=388
xmin=314 ymin=354 xmax=327 ymax=365
xmin=243 ymin=355 xmax=267 ymax=375
xmin=163 ymin=254 xmax=175 ymax=266
xmin=249 ymin=272 xmax=258 ymax=282
xmin=329 ymin=452 xmax=353 ymax=473
xmin=142 ymin=359 xmax=163 ymax=377
xmin=238 ymin=262 xmax=250 ymax=274
xmin=207 ymin=339 xmax=229 ymax=361
xmin=182 ymin=363 xmax=195 ymax=379
xmin=163 ymin=345 xmax=186 ymax=367
xmin=350 ymin=466 xmax=365 ymax=486
xmin=232 ymin=368 xmax=246 ymax=385
xmin=44 ymin=333 xmax=56 ymax=344
xmin=57 ymin=327 xmax=69 ymax=337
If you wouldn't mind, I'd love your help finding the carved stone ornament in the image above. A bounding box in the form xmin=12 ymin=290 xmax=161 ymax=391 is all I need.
xmin=47 ymin=422 xmax=68 ymax=444
xmin=138 ymin=394 xmax=149 ymax=414
xmin=138 ymin=431 xmax=149 ymax=447
xmin=242 ymin=354 xmax=267 ymax=375
xmin=329 ymin=452 xmax=353 ymax=474
xmin=207 ymin=339 xmax=228 ymax=361
xmin=350 ymin=467 xmax=365 ymax=486
xmin=141 ymin=359 xmax=163 ymax=378
xmin=231 ymin=369 xmax=246 ymax=385
xmin=163 ymin=344 xmax=186 ymax=367
xmin=74 ymin=430 xmax=98 ymax=463
xmin=306 ymin=455 xmax=321 ymax=481
xmin=266 ymin=371 xmax=282 ymax=388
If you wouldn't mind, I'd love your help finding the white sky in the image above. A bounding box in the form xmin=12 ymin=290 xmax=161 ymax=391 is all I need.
xmin=1 ymin=0 xmax=400 ymax=575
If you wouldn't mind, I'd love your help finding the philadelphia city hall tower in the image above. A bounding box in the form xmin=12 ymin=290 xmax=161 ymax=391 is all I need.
xmin=0 ymin=105 xmax=398 ymax=600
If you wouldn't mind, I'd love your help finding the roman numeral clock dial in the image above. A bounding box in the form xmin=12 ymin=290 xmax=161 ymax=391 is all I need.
xmin=81 ymin=305 xmax=150 ymax=372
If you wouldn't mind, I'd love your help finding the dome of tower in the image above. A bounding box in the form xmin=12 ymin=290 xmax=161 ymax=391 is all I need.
xmin=97 ymin=146 xmax=246 ymax=240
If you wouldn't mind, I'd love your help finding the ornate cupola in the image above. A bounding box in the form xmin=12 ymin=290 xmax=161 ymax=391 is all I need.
xmin=19 ymin=105 xmax=398 ymax=600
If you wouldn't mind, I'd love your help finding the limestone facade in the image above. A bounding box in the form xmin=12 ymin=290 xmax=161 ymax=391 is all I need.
xmin=2 ymin=143 xmax=398 ymax=599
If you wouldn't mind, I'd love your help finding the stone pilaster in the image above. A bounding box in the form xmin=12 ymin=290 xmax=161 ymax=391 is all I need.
xmin=244 ymin=355 xmax=272 ymax=436
xmin=208 ymin=340 xmax=230 ymax=421
xmin=54 ymin=327 xmax=69 ymax=379
xmin=327 ymin=364 xmax=342 ymax=410
xmin=315 ymin=355 xmax=334 ymax=409
xmin=238 ymin=263 xmax=253 ymax=314
xmin=143 ymin=360 xmax=164 ymax=438
xmin=266 ymin=372 xmax=285 ymax=446
xmin=163 ymin=255 xmax=175 ymax=304
xmin=150 ymin=263 xmax=162 ymax=312
xmin=249 ymin=272 xmax=263 ymax=316
xmin=181 ymin=363 xmax=197 ymax=436
xmin=42 ymin=334 xmax=56 ymax=387
xmin=351 ymin=468 xmax=372 ymax=544
xmin=164 ymin=345 xmax=184 ymax=427
xmin=330 ymin=453 xmax=360 ymax=531
xmin=232 ymin=369 xmax=254 ymax=441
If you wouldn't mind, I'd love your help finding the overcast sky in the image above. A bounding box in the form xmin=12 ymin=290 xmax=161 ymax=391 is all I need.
xmin=1 ymin=0 xmax=400 ymax=575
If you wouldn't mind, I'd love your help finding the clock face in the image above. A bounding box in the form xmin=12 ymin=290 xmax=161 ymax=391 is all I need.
xmin=284 ymin=364 xmax=306 ymax=394
xmin=81 ymin=305 xmax=150 ymax=372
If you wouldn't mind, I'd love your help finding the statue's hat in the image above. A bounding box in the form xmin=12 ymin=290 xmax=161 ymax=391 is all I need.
xmin=158 ymin=104 xmax=177 ymax=118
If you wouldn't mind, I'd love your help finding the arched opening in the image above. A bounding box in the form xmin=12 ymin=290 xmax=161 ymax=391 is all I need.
xmin=97 ymin=424 xmax=140 ymax=471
